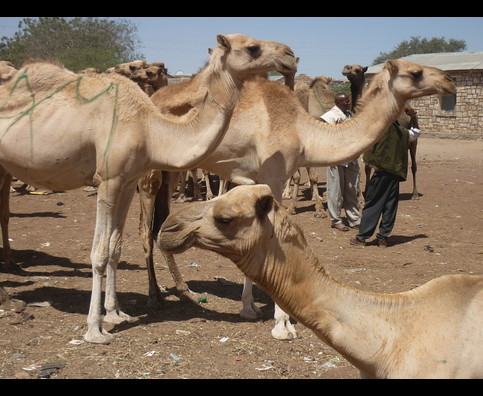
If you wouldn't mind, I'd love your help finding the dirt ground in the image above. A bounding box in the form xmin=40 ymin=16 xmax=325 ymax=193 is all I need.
xmin=0 ymin=137 xmax=482 ymax=379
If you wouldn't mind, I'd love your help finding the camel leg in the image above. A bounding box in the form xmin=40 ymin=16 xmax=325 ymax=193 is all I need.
xmin=138 ymin=170 xmax=166 ymax=308
xmin=285 ymin=169 xmax=300 ymax=215
xmin=84 ymin=178 xmax=137 ymax=344
xmin=153 ymin=172 xmax=200 ymax=302
xmin=409 ymin=140 xmax=419 ymax=199
xmin=308 ymin=167 xmax=326 ymax=218
xmin=174 ymin=171 xmax=189 ymax=202
xmin=190 ymin=169 xmax=203 ymax=201
xmin=239 ymin=277 xmax=262 ymax=320
xmin=0 ymin=168 xmax=16 ymax=270
xmin=282 ymin=177 xmax=292 ymax=199
xmin=272 ymin=304 xmax=298 ymax=340
xmin=203 ymin=170 xmax=215 ymax=200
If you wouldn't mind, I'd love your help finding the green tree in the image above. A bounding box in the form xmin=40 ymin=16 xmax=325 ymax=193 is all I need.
xmin=372 ymin=36 xmax=467 ymax=65
xmin=0 ymin=17 xmax=144 ymax=72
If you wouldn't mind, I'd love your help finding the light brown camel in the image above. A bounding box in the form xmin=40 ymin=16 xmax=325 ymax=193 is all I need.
xmin=0 ymin=61 xmax=17 ymax=270
xmin=159 ymin=184 xmax=483 ymax=379
xmin=147 ymin=59 xmax=456 ymax=340
xmin=342 ymin=64 xmax=420 ymax=199
xmin=286 ymin=75 xmax=336 ymax=217
xmin=0 ymin=33 xmax=297 ymax=344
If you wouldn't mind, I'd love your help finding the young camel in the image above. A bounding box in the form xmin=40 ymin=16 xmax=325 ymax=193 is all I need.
xmin=149 ymin=59 xmax=456 ymax=341
xmin=159 ymin=184 xmax=483 ymax=379
xmin=0 ymin=33 xmax=298 ymax=344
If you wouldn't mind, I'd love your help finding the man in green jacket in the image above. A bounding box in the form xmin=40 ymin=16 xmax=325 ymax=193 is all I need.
xmin=350 ymin=107 xmax=421 ymax=248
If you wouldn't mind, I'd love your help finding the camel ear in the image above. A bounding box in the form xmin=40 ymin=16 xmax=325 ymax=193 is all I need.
xmin=216 ymin=34 xmax=231 ymax=51
xmin=255 ymin=195 xmax=273 ymax=219
xmin=208 ymin=48 xmax=213 ymax=55
xmin=384 ymin=60 xmax=400 ymax=76
xmin=363 ymin=66 xmax=368 ymax=73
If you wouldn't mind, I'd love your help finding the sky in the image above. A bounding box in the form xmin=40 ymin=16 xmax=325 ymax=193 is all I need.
xmin=1 ymin=17 xmax=483 ymax=79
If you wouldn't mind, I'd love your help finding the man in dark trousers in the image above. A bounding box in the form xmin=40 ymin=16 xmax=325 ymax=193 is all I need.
xmin=350 ymin=107 xmax=421 ymax=248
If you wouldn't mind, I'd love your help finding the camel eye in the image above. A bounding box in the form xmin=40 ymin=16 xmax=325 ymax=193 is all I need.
xmin=411 ymin=70 xmax=423 ymax=79
xmin=247 ymin=45 xmax=260 ymax=56
xmin=215 ymin=216 xmax=233 ymax=225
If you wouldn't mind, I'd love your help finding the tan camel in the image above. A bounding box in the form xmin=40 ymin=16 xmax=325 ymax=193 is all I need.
xmin=0 ymin=33 xmax=297 ymax=344
xmin=159 ymin=184 xmax=483 ymax=379
xmin=0 ymin=61 xmax=17 ymax=270
xmin=148 ymin=59 xmax=456 ymax=340
xmin=342 ymin=64 xmax=419 ymax=199
xmin=286 ymin=76 xmax=336 ymax=217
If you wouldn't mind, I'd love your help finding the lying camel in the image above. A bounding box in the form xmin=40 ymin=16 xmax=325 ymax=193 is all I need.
xmin=0 ymin=34 xmax=297 ymax=344
xmin=159 ymin=184 xmax=483 ymax=379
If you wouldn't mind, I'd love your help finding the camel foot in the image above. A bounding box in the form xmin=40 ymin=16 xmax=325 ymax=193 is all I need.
xmin=1 ymin=260 xmax=22 ymax=273
xmin=412 ymin=193 xmax=421 ymax=200
xmin=146 ymin=284 xmax=167 ymax=309
xmin=271 ymin=320 xmax=298 ymax=340
xmin=313 ymin=211 xmax=327 ymax=219
xmin=0 ymin=298 xmax=27 ymax=311
xmin=84 ymin=327 xmax=116 ymax=344
xmin=239 ymin=304 xmax=263 ymax=320
xmin=103 ymin=310 xmax=133 ymax=325
xmin=147 ymin=295 xmax=164 ymax=309
xmin=179 ymin=289 xmax=201 ymax=303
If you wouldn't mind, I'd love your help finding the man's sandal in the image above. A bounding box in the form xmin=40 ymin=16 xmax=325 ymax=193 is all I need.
xmin=331 ymin=223 xmax=349 ymax=232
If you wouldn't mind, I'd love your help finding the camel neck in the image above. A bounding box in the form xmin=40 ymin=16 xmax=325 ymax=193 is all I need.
xmin=298 ymin=79 xmax=403 ymax=168
xmin=144 ymin=67 xmax=239 ymax=171
xmin=237 ymin=207 xmax=407 ymax=376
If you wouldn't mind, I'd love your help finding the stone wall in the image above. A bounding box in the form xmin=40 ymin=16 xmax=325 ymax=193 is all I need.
xmin=411 ymin=70 xmax=483 ymax=139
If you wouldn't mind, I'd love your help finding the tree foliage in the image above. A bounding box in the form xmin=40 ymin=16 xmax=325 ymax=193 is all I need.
xmin=372 ymin=36 xmax=467 ymax=65
xmin=0 ymin=17 xmax=144 ymax=72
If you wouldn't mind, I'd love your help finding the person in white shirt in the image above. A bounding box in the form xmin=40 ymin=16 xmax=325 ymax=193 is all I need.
xmin=320 ymin=93 xmax=361 ymax=232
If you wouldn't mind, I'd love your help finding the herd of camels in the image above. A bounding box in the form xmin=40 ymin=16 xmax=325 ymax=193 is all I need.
xmin=0 ymin=33 xmax=481 ymax=378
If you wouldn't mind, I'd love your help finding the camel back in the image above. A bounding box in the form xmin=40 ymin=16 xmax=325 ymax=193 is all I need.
xmin=0 ymin=61 xmax=160 ymax=122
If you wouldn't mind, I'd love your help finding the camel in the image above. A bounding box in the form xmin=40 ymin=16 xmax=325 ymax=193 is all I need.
xmin=148 ymin=59 xmax=456 ymax=341
xmin=0 ymin=61 xmax=17 ymax=270
xmin=159 ymin=184 xmax=483 ymax=379
xmin=0 ymin=33 xmax=298 ymax=344
xmin=342 ymin=64 xmax=419 ymax=199
xmin=285 ymin=76 xmax=336 ymax=217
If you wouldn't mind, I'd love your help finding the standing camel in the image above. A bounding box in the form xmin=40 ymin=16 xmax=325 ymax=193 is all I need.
xmin=286 ymin=75 xmax=336 ymax=217
xmin=342 ymin=64 xmax=420 ymax=199
xmin=158 ymin=184 xmax=483 ymax=379
xmin=0 ymin=33 xmax=298 ymax=344
xmin=0 ymin=61 xmax=17 ymax=270
xmin=146 ymin=59 xmax=456 ymax=340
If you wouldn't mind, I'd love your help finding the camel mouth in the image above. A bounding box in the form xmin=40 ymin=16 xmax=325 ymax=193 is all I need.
xmin=275 ymin=59 xmax=297 ymax=74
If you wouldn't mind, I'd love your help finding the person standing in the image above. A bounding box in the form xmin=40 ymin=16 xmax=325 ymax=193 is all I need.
xmin=350 ymin=107 xmax=421 ymax=248
xmin=320 ymin=93 xmax=360 ymax=231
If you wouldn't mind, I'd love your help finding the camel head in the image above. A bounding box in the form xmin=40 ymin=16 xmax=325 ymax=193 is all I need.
xmin=113 ymin=60 xmax=147 ymax=81
xmin=211 ymin=34 xmax=298 ymax=82
xmin=385 ymin=59 xmax=456 ymax=100
xmin=341 ymin=64 xmax=368 ymax=83
xmin=159 ymin=184 xmax=278 ymax=263
xmin=309 ymin=75 xmax=332 ymax=90
xmin=359 ymin=59 xmax=456 ymax=109
xmin=0 ymin=61 xmax=17 ymax=85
